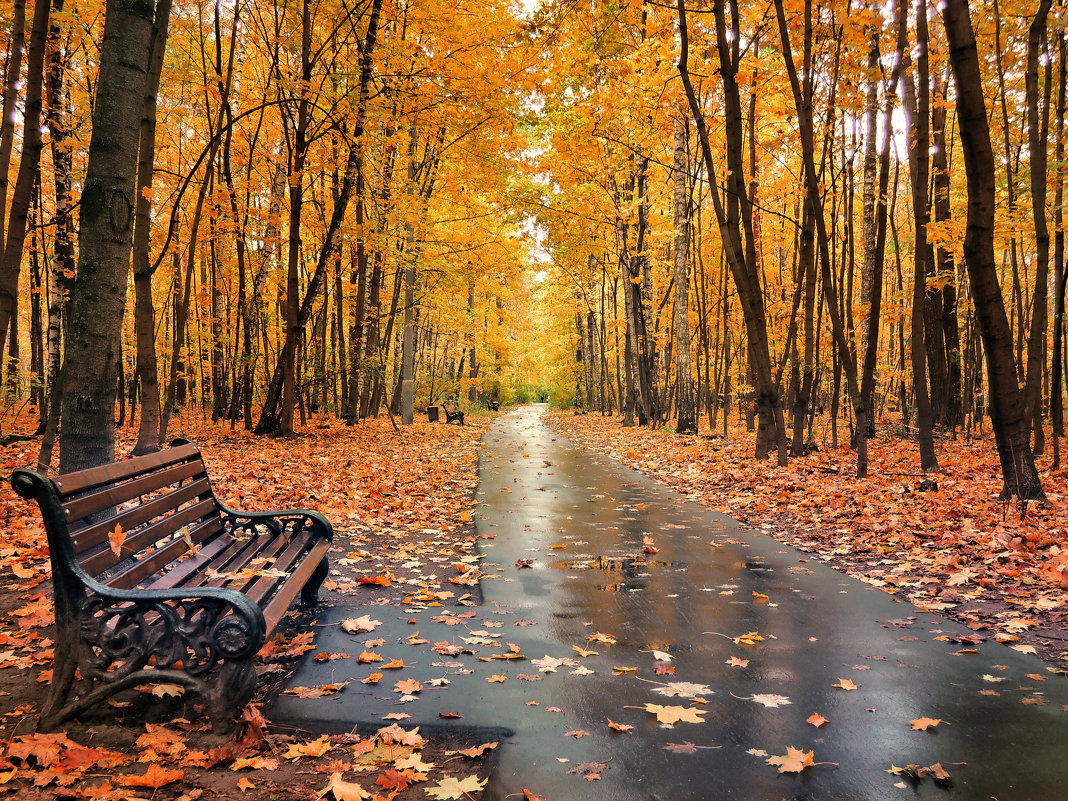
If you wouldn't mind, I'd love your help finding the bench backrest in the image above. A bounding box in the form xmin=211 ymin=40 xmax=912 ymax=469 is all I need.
xmin=13 ymin=442 xmax=225 ymax=589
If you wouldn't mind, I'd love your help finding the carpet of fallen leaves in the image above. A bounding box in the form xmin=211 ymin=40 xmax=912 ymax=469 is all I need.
xmin=0 ymin=411 xmax=488 ymax=801
xmin=548 ymin=411 xmax=1068 ymax=668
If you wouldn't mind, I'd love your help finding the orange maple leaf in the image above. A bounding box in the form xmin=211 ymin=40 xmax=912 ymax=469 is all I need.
xmin=119 ymin=764 xmax=184 ymax=789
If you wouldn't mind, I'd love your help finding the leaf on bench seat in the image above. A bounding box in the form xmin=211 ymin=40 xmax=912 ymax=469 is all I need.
xmin=109 ymin=525 xmax=125 ymax=558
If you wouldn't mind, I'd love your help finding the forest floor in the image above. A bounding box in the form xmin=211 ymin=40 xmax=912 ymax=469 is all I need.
xmin=0 ymin=405 xmax=1065 ymax=800
xmin=547 ymin=409 xmax=1068 ymax=671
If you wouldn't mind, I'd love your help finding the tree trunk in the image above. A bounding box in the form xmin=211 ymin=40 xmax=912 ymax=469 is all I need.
xmin=279 ymin=0 xmax=313 ymax=436
xmin=673 ymin=107 xmax=696 ymax=434
xmin=678 ymin=0 xmax=787 ymax=465
xmin=130 ymin=0 xmax=172 ymax=455
xmin=941 ymin=0 xmax=1044 ymax=500
xmin=859 ymin=25 xmax=879 ymax=439
xmin=772 ymin=0 xmax=868 ymax=474
xmin=0 ymin=0 xmax=26 ymax=261
xmin=931 ymin=65 xmax=962 ymax=430
xmin=1051 ymin=34 xmax=1066 ymax=469
xmin=0 ymin=0 xmax=51 ymax=364
xmin=400 ymin=121 xmax=419 ymax=426
xmin=1023 ymin=0 xmax=1053 ymax=455
xmin=58 ymin=0 xmax=157 ymax=473
xmin=899 ymin=0 xmax=938 ymax=471
xmin=36 ymin=0 xmax=74 ymax=471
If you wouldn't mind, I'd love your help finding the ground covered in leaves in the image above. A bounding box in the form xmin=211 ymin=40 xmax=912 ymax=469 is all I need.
xmin=548 ymin=411 xmax=1068 ymax=670
xmin=0 ymin=413 xmax=488 ymax=801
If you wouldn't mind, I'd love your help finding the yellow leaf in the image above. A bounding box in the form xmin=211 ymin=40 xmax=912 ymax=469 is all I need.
xmin=285 ymin=735 xmax=333 ymax=759
xmin=631 ymin=703 xmax=706 ymax=727
xmin=766 ymin=747 xmax=815 ymax=774
xmin=317 ymin=772 xmax=371 ymax=801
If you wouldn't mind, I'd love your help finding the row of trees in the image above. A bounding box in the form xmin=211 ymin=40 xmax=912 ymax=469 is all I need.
xmin=532 ymin=0 xmax=1060 ymax=500
xmin=0 ymin=0 xmax=1060 ymax=503
xmin=0 ymin=0 xmax=536 ymax=473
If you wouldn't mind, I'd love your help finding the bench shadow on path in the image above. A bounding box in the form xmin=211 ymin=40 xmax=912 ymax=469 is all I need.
xmin=271 ymin=405 xmax=1068 ymax=801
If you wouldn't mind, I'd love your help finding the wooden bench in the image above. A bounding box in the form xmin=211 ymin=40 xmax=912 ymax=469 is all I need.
xmin=10 ymin=439 xmax=332 ymax=733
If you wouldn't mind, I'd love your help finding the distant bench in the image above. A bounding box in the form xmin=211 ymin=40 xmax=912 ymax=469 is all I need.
xmin=443 ymin=404 xmax=465 ymax=425
xmin=11 ymin=439 xmax=332 ymax=733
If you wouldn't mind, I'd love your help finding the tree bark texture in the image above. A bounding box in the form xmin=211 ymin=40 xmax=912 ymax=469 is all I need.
xmin=941 ymin=0 xmax=1044 ymax=500
xmin=59 ymin=0 xmax=156 ymax=473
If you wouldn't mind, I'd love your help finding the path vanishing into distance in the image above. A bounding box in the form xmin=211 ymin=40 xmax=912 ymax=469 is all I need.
xmin=272 ymin=406 xmax=1068 ymax=800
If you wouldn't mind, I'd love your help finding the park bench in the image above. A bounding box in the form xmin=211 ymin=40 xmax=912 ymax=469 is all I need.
xmin=443 ymin=404 xmax=465 ymax=425
xmin=488 ymin=401 xmax=500 ymax=412
xmin=10 ymin=439 xmax=332 ymax=734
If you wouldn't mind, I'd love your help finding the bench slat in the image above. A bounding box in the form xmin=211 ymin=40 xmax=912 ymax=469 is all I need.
xmin=139 ymin=536 xmax=233 ymax=591
xmin=261 ymin=539 xmax=331 ymax=632
xmin=52 ymin=443 xmax=202 ymax=497
xmin=156 ymin=529 xmax=285 ymax=594
xmin=104 ymin=517 xmax=223 ymax=590
xmin=197 ymin=530 xmax=296 ymax=594
xmin=80 ymin=497 xmax=221 ymax=577
xmin=72 ymin=478 xmax=214 ymax=555
xmin=63 ymin=460 xmax=207 ymax=524
xmin=242 ymin=530 xmax=316 ymax=605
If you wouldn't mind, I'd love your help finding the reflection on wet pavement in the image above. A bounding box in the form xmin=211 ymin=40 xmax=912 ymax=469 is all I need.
xmin=272 ymin=405 xmax=1068 ymax=800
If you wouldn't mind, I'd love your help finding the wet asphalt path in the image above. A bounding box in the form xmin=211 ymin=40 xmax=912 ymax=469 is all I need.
xmin=271 ymin=405 xmax=1068 ymax=800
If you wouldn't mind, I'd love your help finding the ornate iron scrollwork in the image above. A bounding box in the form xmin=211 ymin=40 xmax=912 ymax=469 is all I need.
xmin=76 ymin=594 xmax=255 ymax=683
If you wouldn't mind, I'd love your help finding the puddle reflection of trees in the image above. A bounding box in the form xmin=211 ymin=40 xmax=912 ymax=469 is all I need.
xmin=553 ymin=555 xmax=689 ymax=593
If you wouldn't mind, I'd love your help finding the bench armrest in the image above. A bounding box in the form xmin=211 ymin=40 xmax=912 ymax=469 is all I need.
xmin=217 ymin=503 xmax=334 ymax=542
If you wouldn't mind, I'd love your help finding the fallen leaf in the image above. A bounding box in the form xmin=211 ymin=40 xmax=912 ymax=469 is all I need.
xmin=630 ymin=703 xmax=707 ymax=727
xmin=766 ymin=747 xmax=815 ymax=774
xmin=317 ymin=772 xmax=371 ymax=801
xmin=652 ymin=681 xmax=713 ymax=698
xmin=426 ymin=775 xmax=487 ymax=800
xmin=285 ymin=736 xmax=333 ymax=759
xmin=806 ymin=713 xmax=829 ymax=728
xmin=109 ymin=524 xmax=126 ymax=558
xmin=341 ymin=615 xmax=382 ymax=634
xmin=748 ymin=694 xmax=792 ymax=708
xmin=909 ymin=717 xmax=944 ymax=731
xmin=446 ymin=742 xmax=498 ymax=759
xmin=119 ymin=764 xmax=184 ymax=789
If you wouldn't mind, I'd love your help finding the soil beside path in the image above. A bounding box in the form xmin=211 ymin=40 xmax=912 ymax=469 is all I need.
xmin=547 ymin=410 xmax=1068 ymax=670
